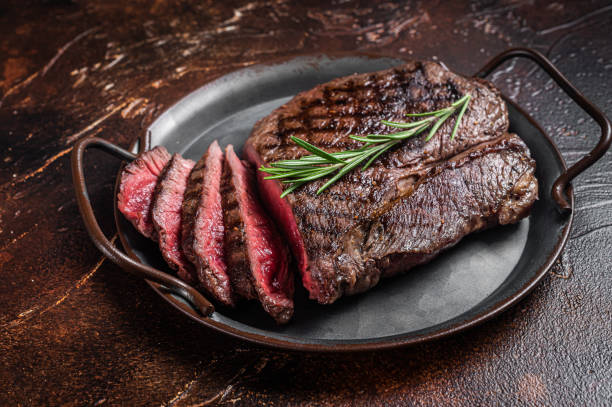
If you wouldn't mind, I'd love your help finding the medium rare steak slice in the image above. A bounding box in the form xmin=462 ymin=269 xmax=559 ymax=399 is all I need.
xmin=118 ymin=146 xmax=171 ymax=239
xmin=181 ymin=141 xmax=233 ymax=306
xmin=337 ymin=133 xmax=538 ymax=297
xmin=220 ymin=153 xmax=257 ymax=301
xmin=245 ymin=61 xmax=513 ymax=303
xmin=222 ymin=145 xmax=293 ymax=323
xmin=152 ymin=154 xmax=196 ymax=283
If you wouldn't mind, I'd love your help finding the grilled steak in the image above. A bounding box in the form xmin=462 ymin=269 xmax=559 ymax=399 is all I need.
xmin=222 ymin=145 xmax=294 ymax=323
xmin=245 ymin=61 xmax=532 ymax=304
xmin=117 ymin=146 xmax=171 ymax=239
xmin=181 ymin=141 xmax=233 ymax=306
xmin=152 ymin=154 xmax=196 ymax=283
xmin=339 ymin=134 xmax=537 ymax=292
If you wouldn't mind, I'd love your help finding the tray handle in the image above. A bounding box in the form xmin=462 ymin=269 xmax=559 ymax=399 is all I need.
xmin=475 ymin=47 xmax=612 ymax=211
xmin=71 ymin=137 xmax=215 ymax=317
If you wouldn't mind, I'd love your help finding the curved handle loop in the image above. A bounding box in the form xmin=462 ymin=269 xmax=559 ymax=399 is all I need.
xmin=71 ymin=137 xmax=215 ymax=317
xmin=476 ymin=47 xmax=612 ymax=211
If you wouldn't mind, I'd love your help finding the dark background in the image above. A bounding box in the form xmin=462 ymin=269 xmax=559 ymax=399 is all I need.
xmin=1 ymin=0 xmax=611 ymax=405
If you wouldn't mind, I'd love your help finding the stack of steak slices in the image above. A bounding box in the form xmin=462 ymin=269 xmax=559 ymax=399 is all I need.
xmin=244 ymin=61 xmax=538 ymax=304
xmin=118 ymin=141 xmax=293 ymax=323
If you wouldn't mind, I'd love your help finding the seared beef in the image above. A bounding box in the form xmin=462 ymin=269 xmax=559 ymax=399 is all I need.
xmin=118 ymin=146 xmax=171 ymax=239
xmin=152 ymin=154 xmax=196 ymax=283
xmin=222 ymin=145 xmax=293 ymax=323
xmin=245 ymin=61 xmax=529 ymax=304
xmin=338 ymin=134 xmax=537 ymax=293
xmin=181 ymin=141 xmax=233 ymax=306
xmin=221 ymin=153 xmax=257 ymax=301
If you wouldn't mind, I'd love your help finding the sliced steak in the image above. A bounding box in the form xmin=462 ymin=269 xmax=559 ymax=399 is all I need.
xmin=151 ymin=154 xmax=196 ymax=283
xmin=181 ymin=141 xmax=233 ymax=306
xmin=338 ymin=133 xmax=537 ymax=295
xmin=245 ymin=61 xmax=520 ymax=303
xmin=221 ymin=153 xmax=257 ymax=301
xmin=223 ymin=145 xmax=293 ymax=323
xmin=118 ymin=146 xmax=171 ymax=239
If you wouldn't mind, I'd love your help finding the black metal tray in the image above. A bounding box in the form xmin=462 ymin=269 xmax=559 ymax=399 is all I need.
xmin=72 ymin=48 xmax=611 ymax=351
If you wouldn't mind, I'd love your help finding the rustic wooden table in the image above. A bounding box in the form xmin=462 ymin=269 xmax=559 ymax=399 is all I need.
xmin=2 ymin=1 xmax=611 ymax=405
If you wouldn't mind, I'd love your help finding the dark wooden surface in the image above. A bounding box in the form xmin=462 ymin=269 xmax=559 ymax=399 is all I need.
xmin=2 ymin=1 xmax=611 ymax=405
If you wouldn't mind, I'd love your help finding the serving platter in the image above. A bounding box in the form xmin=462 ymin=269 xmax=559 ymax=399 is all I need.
xmin=72 ymin=48 xmax=611 ymax=351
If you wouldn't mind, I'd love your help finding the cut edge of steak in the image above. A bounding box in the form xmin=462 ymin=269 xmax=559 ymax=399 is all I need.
xmin=181 ymin=141 xmax=234 ymax=306
xmin=226 ymin=145 xmax=294 ymax=323
xmin=333 ymin=133 xmax=538 ymax=301
xmin=118 ymin=146 xmax=171 ymax=239
xmin=244 ymin=143 xmax=311 ymax=297
xmin=152 ymin=154 xmax=196 ymax=283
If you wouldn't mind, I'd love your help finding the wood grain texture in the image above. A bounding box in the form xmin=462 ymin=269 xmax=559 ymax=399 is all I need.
xmin=1 ymin=0 xmax=611 ymax=405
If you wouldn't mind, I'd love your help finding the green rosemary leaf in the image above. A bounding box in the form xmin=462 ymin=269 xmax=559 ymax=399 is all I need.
xmin=292 ymin=166 xmax=339 ymax=182
xmin=291 ymin=136 xmax=345 ymax=164
xmin=451 ymin=94 xmax=470 ymax=108
xmin=371 ymin=122 xmax=432 ymax=140
xmin=280 ymin=181 xmax=305 ymax=198
xmin=259 ymin=165 xmax=279 ymax=173
xmin=365 ymin=132 xmax=410 ymax=141
xmin=317 ymin=150 xmax=377 ymax=194
xmin=404 ymin=106 xmax=452 ymax=117
xmin=425 ymin=111 xmax=452 ymax=141
xmin=330 ymin=150 xmax=368 ymax=159
xmin=269 ymin=161 xmax=322 ymax=169
xmin=380 ymin=118 xmax=434 ymax=128
xmin=349 ymin=135 xmax=379 ymax=143
xmin=263 ymin=167 xmax=326 ymax=180
xmin=450 ymin=94 xmax=470 ymax=140
xmin=362 ymin=140 xmax=398 ymax=170
xmin=260 ymin=169 xmax=291 ymax=176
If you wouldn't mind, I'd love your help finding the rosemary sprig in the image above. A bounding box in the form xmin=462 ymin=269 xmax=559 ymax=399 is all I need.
xmin=260 ymin=94 xmax=471 ymax=197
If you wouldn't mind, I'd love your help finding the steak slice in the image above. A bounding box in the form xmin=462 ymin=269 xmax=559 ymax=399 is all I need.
xmin=245 ymin=61 xmax=513 ymax=303
xmin=222 ymin=145 xmax=294 ymax=323
xmin=221 ymin=151 xmax=257 ymax=301
xmin=151 ymin=154 xmax=196 ymax=283
xmin=181 ymin=141 xmax=233 ymax=306
xmin=338 ymin=133 xmax=537 ymax=295
xmin=118 ymin=146 xmax=171 ymax=239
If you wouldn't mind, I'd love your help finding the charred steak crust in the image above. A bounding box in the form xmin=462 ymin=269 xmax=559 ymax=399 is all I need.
xmin=118 ymin=146 xmax=171 ymax=239
xmin=181 ymin=141 xmax=234 ymax=306
xmin=221 ymin=154 xmax=258 ymax=300
xmin=152 ymin=154 xmax=196 ymax=283
xmin=224 ymin=145 xmax=294 ymax=324
xmin=245 ymin=61 xmax=526 ymax=304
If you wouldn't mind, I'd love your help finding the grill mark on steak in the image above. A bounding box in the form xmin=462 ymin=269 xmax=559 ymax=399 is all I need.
xmin=151 ymin=154 xmax=196 ymax=283
xmin=224 ymin=145 xmax=294 ymax=323
xmin=181 ymin=141 xmax=233 ymax=306
xmin=117 ymin=146 xmax=171 ymax=240
xmin=245 ymin=61 xmax=514 ymax=303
